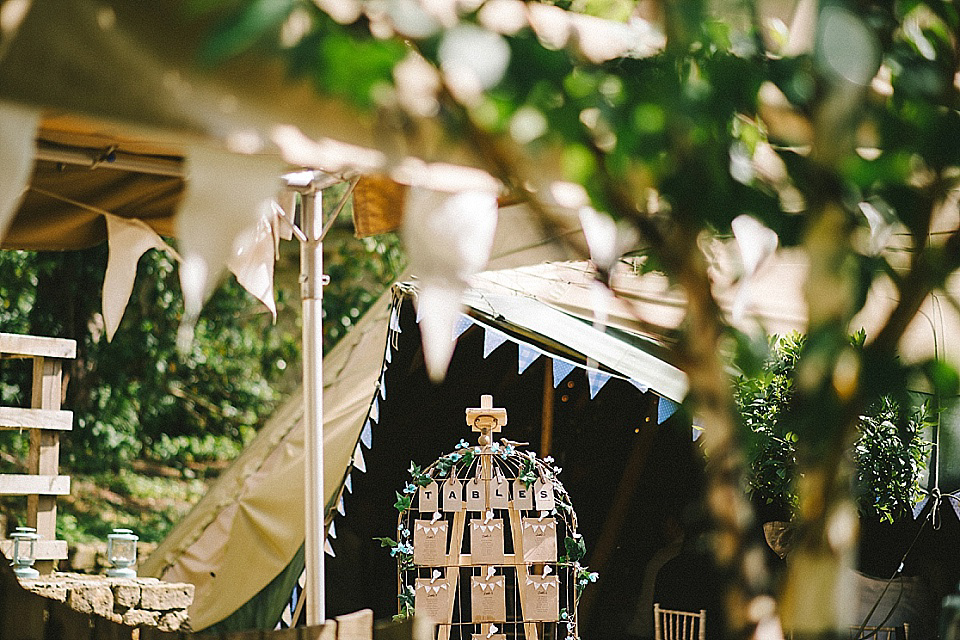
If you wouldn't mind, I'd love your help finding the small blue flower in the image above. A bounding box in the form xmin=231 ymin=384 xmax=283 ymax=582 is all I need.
xmin=544 ymin=455 xmax=554 ymax=464
xmin=490 ymin=442 xmax=500 ymax=453
xmin=505 ymin=444 xmax=515 ymax=455
xmin=474 ymin=446 xmax=482 ymax=455
xmin=455 ymin=439 xmax=469 ymax=450
xmin=450 ymin=453 xmax=461 ymax=462
xmin=403 ymin=482 xmax=417 ymax=494
xmin=402 ymin=528 xmax=410 ymax=538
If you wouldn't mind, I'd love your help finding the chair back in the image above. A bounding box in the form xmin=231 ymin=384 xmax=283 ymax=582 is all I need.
xmin=849 ymin=623 xmax=909 ymax=640
xmin=654 ymin=603 xmax=706 ymax=640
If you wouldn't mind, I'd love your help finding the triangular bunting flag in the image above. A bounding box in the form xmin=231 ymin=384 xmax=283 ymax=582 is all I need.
xmin=103 ymin=214 xmax=178 ymax=341
xmin=370 ymin=397 xmax=380 ymax=423
xmin=628 ymin=379 xmax=649 ymax=393
xmin=416 ymin=302 xmax=424 ymax=323
xmin=483 ymin=327 xmax=509 ymax=358
xmin=952 ymin=498 xmax=960 ymax=521
xmin=452 ymin=314 xmax=473 ymax=341
xmin=658 ymin=397 xmax=680 ymax=424
xmin=328 ymin=520 xmax=337 ymax=539
xmin=517 ymin=343 xmax=541 ymax=374
xmin=338 ymin=496 xmax=346 ymax=516
xmin=227 ymin=210 xmax=278 ymax=320
xmin=360 ymin=420 xmax=373 ymax=449
xmin=553 ymin=359 xmax=576 ymax=387
xmin=345 ymin=474 xmax=353 ymax=494
xmin=390 ymin=306 xmax=402 ymax=333
xmin=0 ymin=103 xmax=39 ymax=243
xmin=692 ymin=426 xmax=704 ymax=442
xmin=379 ymin=376 xmax=387 ymax=400
xmin=912 ymin=496 xmax=929 ymax=520
xmin=353 ymin=444 xmax=367 ymax=473
xmin=177 ymin=146 xmax=284 ymax=347
xmin=325 ymin=540 xmax=336 ymax=557
xmin=586 ymin=370 xmax=612 ymax=399
xmin=385 ymin=341 xmax=393 ymax=363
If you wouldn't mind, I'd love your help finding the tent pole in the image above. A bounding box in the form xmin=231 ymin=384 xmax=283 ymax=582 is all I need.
xmin=301 ymin=189 xmax=326 ymax=625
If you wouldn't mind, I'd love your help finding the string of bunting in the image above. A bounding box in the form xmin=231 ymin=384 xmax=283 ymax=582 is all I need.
xmin=330 ymin=297 xmax=687 ymax=560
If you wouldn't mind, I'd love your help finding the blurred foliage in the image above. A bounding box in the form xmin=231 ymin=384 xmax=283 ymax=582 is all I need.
xmin=737 ymin=333 xmax=931 ymax=523
xmin=183 ymin=0 xmax=960 ymax=630
xmin=0 ymin=193 xmax=403 ymax=473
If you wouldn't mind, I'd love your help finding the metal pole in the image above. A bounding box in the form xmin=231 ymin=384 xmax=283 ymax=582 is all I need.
xmin=300 ymin=190 xmax=325 ymax=625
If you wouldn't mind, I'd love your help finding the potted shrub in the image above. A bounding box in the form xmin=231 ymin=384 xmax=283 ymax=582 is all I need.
xmin=735 ymin=333 xmax=930 ymax=575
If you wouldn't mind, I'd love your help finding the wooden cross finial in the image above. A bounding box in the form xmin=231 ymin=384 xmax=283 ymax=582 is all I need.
xmin=467 ymin=395 xmax=507 ymax=443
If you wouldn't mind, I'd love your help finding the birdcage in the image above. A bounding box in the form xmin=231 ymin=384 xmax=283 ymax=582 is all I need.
xmin=385 ymin=395 xmax=594 ymax=640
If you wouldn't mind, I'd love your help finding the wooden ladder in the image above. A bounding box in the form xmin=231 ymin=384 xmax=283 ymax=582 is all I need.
xmin=0 ymin=332 xmax=76 ymax=573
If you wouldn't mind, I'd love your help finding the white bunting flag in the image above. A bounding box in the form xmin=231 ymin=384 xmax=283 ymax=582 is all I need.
xmin=658 ymin=397 xmax=680 ymax=424
xmin=325 ymin=540 xmax=336 ymax=557
xmin=552 ymin=359 xmax=576 ymax=387
xmin=360 ymin=420 xmax=373 ymax=449
xmin=731 ymin=214 xmax=778 ymax=323
xmin=345 ymin=474 xmax=353 ymax=494
xmin=337 ymin=496 xmax=346 ymax=516
xmin=452 ymin=314 xmax=473 ymax=341
xmin=586 ymin=369 xmax=612 ymax=399
xmin=403 ymin=187 xmax=498 ymax=382
xmin=912 ymin=497 xmax=928 ymax=520
xmin=177 ymin=146 xmax=284 ymax=348
xmin=103 ymin=214 xmax=178 ymax=341
xmin=0 ymin=103 xmax=39 ymax=241
xmin=629 ymin=379 xmax=650 ymax=393
xmin=370 ymin=397 xmax=380 ymax=423
xmin=483 ymin=327 xmax=509 ymax=358
xmin=390 ymin=306 xmax=402 ymax=333
xmin=517 ymin=343 xmax=541 ymax=374
xmin=227 ymin=210 xmax=278 ymax=320
xmin=353 ymin=444 xmax=367 ymax=473
xmin=328 ymin=520 xmax=337 ymax=539
xmin=379 ymin=375 xmax=387 ymax=400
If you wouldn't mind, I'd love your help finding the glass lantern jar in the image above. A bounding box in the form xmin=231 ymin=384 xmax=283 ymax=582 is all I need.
xmin=106 ymin=528 xmax=138 ymax=578
xmin=10 ymin=526 xmax=39 ymax=579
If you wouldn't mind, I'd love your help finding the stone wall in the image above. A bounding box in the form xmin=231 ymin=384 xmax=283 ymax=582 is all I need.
xmin=21 ymin=572 xmax=194 ymax=632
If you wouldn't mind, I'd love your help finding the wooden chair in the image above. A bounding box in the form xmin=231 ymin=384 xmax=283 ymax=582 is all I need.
xmin=849 ymin=623 xmax=909 ymax=640
xmin=654 ymin=603 xmax=706 ymax=640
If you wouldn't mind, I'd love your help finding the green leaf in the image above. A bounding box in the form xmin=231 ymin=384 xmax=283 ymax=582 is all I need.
xmin=394 ymin=492 xmax=413 ymax=513
xmin=564 ymin=535 xmax=586 ymax=562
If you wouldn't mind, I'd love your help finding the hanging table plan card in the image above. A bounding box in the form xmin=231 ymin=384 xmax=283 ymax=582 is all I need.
xmin=470 ymin=513 xmax=505 ymax=565
xmin=383 ymin=395 xmax=598 ymax=640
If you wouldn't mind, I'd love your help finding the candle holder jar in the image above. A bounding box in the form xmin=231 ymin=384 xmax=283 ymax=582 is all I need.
xmin=106 ymin=528 xmax=138 ymax=578
xmin=10 ymin=526 xmax=39 ymax=579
